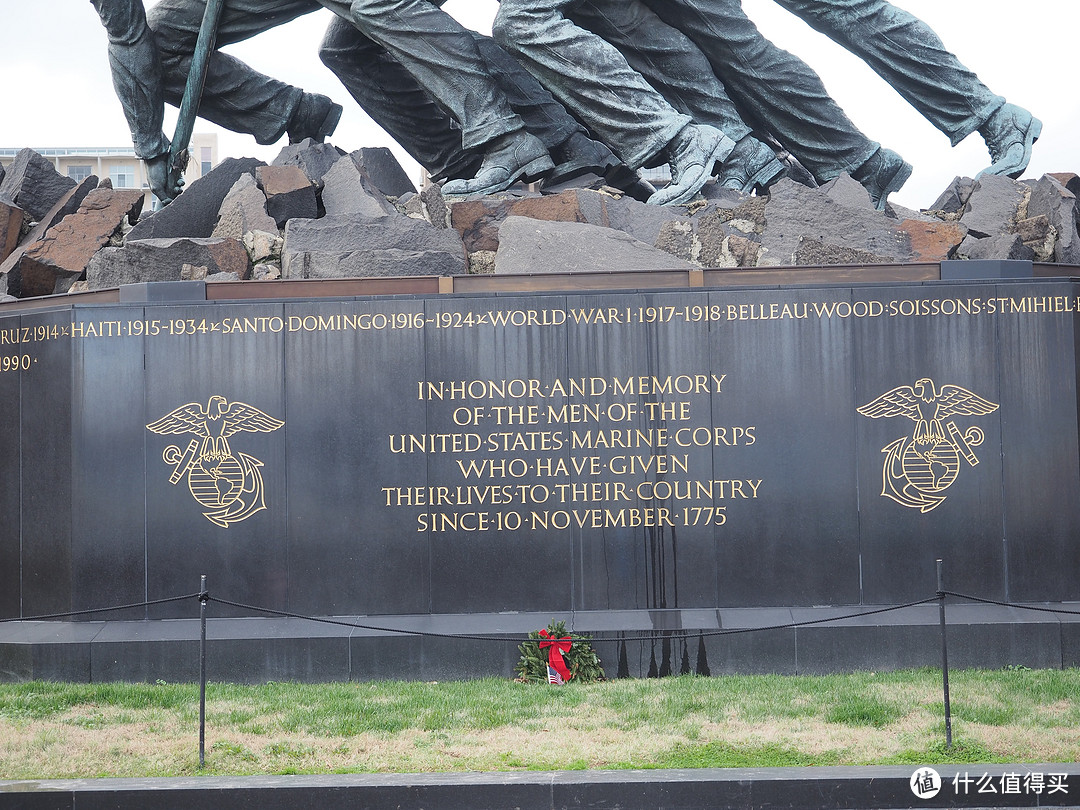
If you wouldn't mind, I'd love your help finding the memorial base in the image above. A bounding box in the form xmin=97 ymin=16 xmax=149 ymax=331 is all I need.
xmin=2 ymin=267 xmax=1079 ymax=683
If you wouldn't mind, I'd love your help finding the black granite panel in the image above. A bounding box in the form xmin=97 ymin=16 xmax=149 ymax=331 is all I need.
xmin=284 ymin=300 xmax=429 ymax=617
xmin=88 ymin=616 xmax=355 ymax=683
xmin=706 ymin=628 xmax=798 ymax=676
xmin=20 ymin=309 xmax=74 ymax=618
xmin=0 ymin=622 xmax=100 ymax=686
xmin=997 ymin=281 xmax=1080 ymax=602
xmin=142 ymin=304 xmax=288 ymax=618
xmin=0 ymin=793 xmax=74 ymax=810
xmin=90 ymin=639 xmax=201 ymax=682
xmin=349 ymin=635 xmax=425 ymax=681
xmin=853 ymin=284 xmax=1005 ymax=603
xmin=72 ymin=787 xmax=305 ymax=810
xmin=939 ymin=604 xmax=1064 ymax=670
xmin=340 ymin=783 xmax=547 ymax=810
xmin=561 ymin=292 xmax=724 ymax=611
xmin=420 ymin=636 xmax=520 ymax=681
xmin=0 ymin=312 xmax=21 ymax=620
xmin=554 ymin=779 xmax=745 ymax=810
xmin=6 ymin=280 xmax=1080 ymax=645
xmin=70 ymin=306 xmax=148 ymax=620
xmin=207 ymin=636 xmax=351 ymax=684
xmin=89 ymin=616 xmax=200 ymax=681
xmin=746 ymin=771 xmax=935 ymax=810
xmin=64 ymin=784 xmax=551 ymax=810
xmin=561 ymin=293 xmax=648 ymax=613
xmin=0 ymin=644 xmax=32 ymax=681
xmin=798 ymin=624 xmax=942 ymax=675
xmin=707 ymin=287 xmax=861 ymax=607
xmin=945 ymin=622 xmax=1063 ymax=670
xmin=1061 ymin=614 xmax=1080 ymax=668
xmin=423 ymin=295 xmax=572 ymax=614
xmin=29 ymin=643 xmax=94 ymax=682
xmin=710 ymin=606 xmax=801 ymax=676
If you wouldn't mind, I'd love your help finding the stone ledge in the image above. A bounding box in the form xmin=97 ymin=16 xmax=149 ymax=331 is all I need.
xmin=2 ymin=765 xmax=1079 ymax=809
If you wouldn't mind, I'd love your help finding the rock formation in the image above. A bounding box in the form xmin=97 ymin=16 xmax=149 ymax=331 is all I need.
xmin=1 ymin=139 xmax=1077 ymax=301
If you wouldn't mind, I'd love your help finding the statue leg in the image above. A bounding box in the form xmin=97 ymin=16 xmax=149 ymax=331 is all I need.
xmin=331 ymin=0 xmax=560 ymax=195
xmin=771 ymin=0 xmax=1003 ymax=144
xmin=319 ymin=16 xmax=479 ymax=181
xmin=321 ymin=16 xmax=619 ymax=186
xmin=147 ymin=0 xmax=323 ymax=144
xmin=567 ymin=0 xmax=751 ymax=142
xmin=493 ymin=0 xmax=691 ymax=169
xmin=768 ymin=0 xmax=1038 ymax=177
xmin=564 ymin=0 xmax=787 ymax=192
xmin=495 ymin=0 xmax=740 ymax=205
xmin=473 ymin=31 xmax=644 ymax=190
xmin=342 ymin=0 xmax=525 ymax=151
xmin=470 ymin=32 xmax=584 ymax=153
xmin=90 ymin=0 xmax=170 ymax=160
xmin=641 ymin=0 xmax=879 ymax=182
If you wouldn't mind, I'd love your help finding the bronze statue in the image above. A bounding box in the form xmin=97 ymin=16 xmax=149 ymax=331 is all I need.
xmin=758 ymin=0 xmax=1040 ymax=178
xmin=494 ymin=0 xmax=911 ymax=209
xmin=145 ymin=0 xmax=561 ymax=196
xmin=97 ymin=0 xmax=1038 ymax=210
xmin=91 ymin=0 xmax=181 ymax=203
xmin=318 ymin=19 xmax=651 ymax=197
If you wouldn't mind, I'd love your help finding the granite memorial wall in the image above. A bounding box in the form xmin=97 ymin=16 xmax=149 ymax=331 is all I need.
xmin=2 ymin=278 xmax=1079 ymax=623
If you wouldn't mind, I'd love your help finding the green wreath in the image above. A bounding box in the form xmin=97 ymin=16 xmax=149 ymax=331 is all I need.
xmin=516 ymin=620 xmax=605 ymax=684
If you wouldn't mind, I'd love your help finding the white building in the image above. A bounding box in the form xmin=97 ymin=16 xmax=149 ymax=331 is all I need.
xmin=0 ymin=133 xmax=218 ymax=211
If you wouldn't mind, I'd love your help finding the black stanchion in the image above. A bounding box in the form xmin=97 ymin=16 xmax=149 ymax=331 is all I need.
xmin=199 ymin=575 xmax=208 ymax=769
xmin=936 ymin=559 xmax=952 ymax=749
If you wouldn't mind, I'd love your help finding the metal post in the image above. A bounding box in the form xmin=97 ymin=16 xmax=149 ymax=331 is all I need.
xmin=168 ymin=0 xmax=225 ymax=190
xmin=936 ymin=559 xmax=952 ymax=748
xmin=199 ymin=575 xmax=208 ymax=769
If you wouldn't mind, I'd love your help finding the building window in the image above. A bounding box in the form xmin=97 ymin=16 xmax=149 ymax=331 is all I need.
xmin=68 ymin=165 xmax=92 ymax=182
xmin=200 ymin=146 xmax=212 ymax=176
xmin=110 ymin=165 xmax=135 ymax=188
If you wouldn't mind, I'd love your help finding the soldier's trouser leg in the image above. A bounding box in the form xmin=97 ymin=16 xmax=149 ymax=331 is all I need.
xmin=147 ymin=0 xmax=320 ymax=144
xmin=771 ymin=0 xmax=1003 ymax=144
xmin=493 ymin=0 xmax=689 ymax=169
xmin=336 ymin=0 xmax=523 ymax=151
xmin=642 ymin=0 xmax=877 ymax=181
xmin=470 ymin=33 xmax=584 ymax=151
xmin=565 ymin=0 xmax=753 ymax=143
xmin=91 ymin=0 xmax=170 ymax=158
xmin=319 ymin=19 xmax=584 ymax=179
xmin=319 ymin=16 xmax=469 ymax=179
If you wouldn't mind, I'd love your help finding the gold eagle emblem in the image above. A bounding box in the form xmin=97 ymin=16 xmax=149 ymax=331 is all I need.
xmin=858 ymin=379 xmax=998 ymax=512
xmin=147 ymin=396 xmax=284 ymax=527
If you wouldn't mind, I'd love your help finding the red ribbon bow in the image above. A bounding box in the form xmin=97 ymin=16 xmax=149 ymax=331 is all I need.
xmin=539 ymin=629 xmax=573 ymax=682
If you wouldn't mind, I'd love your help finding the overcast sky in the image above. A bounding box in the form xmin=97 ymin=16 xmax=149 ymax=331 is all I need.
xmin=2 ymin=0 xmax=1076 ymax=209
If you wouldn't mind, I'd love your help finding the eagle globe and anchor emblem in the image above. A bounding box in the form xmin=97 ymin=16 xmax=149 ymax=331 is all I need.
xmin=857 ymin=378 xmax=999 ymax=513
xmin=146 ymin=396 xmax=285 ymax=527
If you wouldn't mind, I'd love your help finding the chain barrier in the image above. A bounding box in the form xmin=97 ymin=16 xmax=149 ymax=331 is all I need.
xmin=3 ymin=589 xmax=1075 ymax=642
xmin=6 ymin=576 xmax=1076 ymax=759
xmin=0 ymin=593 xmax=203 ymax=623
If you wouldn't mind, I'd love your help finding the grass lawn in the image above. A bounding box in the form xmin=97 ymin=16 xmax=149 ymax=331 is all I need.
xmin=1 ymin=668 xmax=1078 ymax=779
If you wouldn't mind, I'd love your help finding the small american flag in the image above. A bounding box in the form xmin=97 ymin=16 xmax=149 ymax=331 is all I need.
xmin=547 ymin=665 xmax=565 ymax=685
